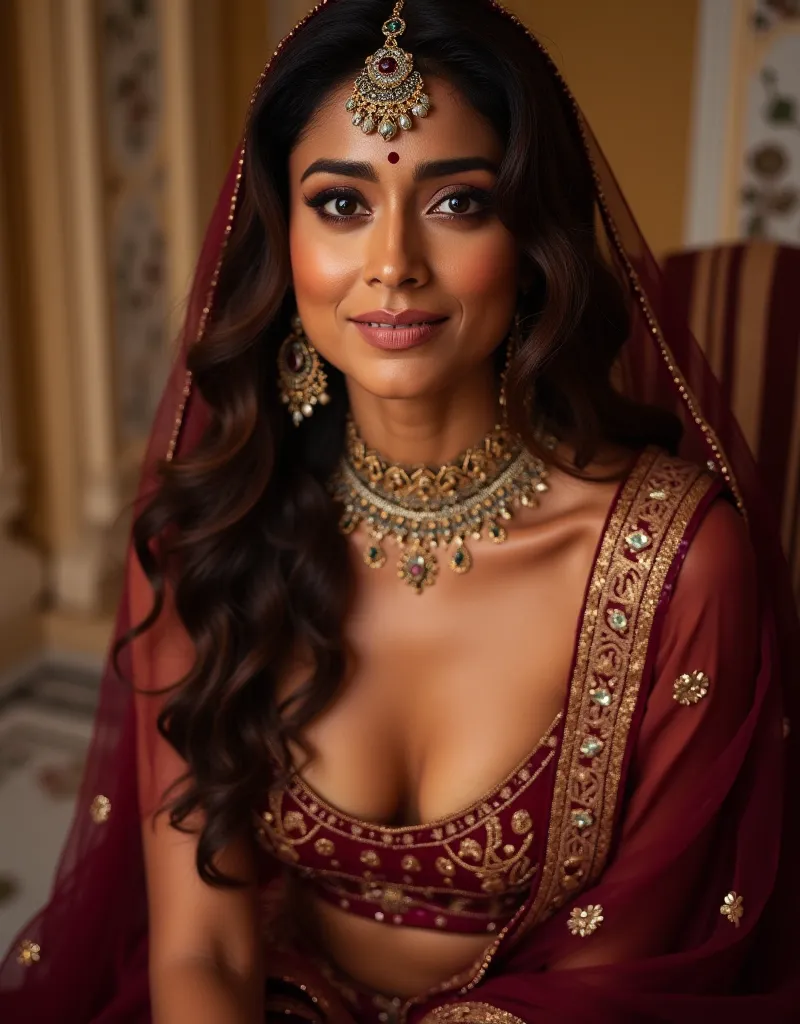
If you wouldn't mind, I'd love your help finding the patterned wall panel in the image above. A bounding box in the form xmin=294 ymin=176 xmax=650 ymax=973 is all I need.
xmin=98 ymin=0 xmax=168 ymax=447
xmin=737 ymin=1 xmax=800 ymax=240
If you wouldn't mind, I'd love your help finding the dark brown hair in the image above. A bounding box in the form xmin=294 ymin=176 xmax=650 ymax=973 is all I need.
xmin=124 ymin=0 xmax=681 ymax=886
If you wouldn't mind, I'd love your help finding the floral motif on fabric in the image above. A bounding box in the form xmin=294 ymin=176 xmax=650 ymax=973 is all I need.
xmin=567 ymin=903 xmax=604 ymax=937
xmin=16 ymin=940 xmax=40 ymax=967
xmin=721 ymin=891 xmax=744 ymax=927
xmin=673 ymin=670 xmax=711 ymax=705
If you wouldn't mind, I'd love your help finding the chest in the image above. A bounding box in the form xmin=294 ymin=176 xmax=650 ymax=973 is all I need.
xmin=278 ymin=511 xmax=603 ymax=827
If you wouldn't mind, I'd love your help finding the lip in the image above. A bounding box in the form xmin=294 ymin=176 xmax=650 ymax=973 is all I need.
xmin=349 ymin=309 xmax=449 ymax=352
xmin=350 ymin=309 xmax=448 ymax=326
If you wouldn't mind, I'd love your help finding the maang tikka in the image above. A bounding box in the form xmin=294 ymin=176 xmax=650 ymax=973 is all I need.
xmin=278 ymin=315 xmax=331 ymax=426
xmin=345 ymin=1 xmax=431 ymax=141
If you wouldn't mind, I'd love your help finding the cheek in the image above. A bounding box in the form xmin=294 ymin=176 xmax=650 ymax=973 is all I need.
xmin=289 ymin=212 xmax=359 ymax=306
xmin=440 ymin=228 xmax=519 ymax=300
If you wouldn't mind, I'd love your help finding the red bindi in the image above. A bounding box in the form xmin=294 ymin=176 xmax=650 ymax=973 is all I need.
xmin=388 ymin=151 xmax=400 ymax=164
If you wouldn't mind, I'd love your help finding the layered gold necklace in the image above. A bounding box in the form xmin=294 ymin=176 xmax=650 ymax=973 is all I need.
xmin=329 ymin=417 xmax=551 ymax=593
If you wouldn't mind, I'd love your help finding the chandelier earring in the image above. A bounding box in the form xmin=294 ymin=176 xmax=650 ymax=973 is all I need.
xmin=278 ymin=314 xmax=331 ymax=426
xmin=499 ymin=311 xmax=524 ymax=414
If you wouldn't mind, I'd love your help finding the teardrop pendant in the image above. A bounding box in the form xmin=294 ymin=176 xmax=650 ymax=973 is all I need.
xmin=448 ymin=538 xmax=472 ymax=575
xmin=364 ymin=540 xmax=387 ymax=569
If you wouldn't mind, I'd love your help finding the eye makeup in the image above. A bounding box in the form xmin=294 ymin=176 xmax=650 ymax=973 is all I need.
xmin=303 ymin=184 xmax=494 ymax=224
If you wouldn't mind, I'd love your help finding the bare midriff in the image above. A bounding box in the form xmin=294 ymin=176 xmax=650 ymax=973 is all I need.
xmin=292 ymin=880 xmax=494 ymax=997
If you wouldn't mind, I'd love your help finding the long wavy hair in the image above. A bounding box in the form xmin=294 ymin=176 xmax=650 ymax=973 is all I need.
xmin=122 ymin=0 xmax=681 ymax=886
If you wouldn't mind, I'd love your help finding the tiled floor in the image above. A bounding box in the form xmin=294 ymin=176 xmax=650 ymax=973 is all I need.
xmin=0 ymin=664 xmax=99 ymax=954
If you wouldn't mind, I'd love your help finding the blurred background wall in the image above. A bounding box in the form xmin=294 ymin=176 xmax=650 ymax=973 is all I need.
xmin=0 ymin=0 xmax=798 ymax=680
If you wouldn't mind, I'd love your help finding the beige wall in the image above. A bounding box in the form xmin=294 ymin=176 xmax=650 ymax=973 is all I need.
xmin=503 ymin=0 xmax=699 ymax=255
xmin=272 ymin=0 xmax=699 ymax=257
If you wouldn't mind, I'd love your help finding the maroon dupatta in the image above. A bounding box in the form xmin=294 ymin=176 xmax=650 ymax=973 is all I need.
xmin=1 ymin=3 xmax=797 ymax=1021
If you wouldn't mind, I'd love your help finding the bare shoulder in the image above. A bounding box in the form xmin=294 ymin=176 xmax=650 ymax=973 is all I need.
xmin=538 ymin=440 xmax=634 ymax=525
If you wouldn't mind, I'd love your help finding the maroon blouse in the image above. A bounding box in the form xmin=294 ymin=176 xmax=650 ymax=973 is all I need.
xmin=255 ymin=711 xmax=563 ymax=934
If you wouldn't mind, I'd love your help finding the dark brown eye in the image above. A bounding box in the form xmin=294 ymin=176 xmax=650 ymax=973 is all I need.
xmin=446 ymin=195 xmax=471 ymax=214
xmin=333 ymin=196 xmax=358 ymax=216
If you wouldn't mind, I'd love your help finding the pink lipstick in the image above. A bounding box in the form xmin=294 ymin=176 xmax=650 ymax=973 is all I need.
xmin=350 ymin=309 xmax=449 ymax=352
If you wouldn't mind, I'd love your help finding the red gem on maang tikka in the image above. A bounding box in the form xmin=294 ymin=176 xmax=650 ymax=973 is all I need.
xmin=345 ymin=2 xmax=431 ymax=141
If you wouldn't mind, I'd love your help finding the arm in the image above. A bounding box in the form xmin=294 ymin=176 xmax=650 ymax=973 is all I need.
xmin=130 ymin=552 xmax=265 ymax=1024
xmin=547 ymin=496 xmax=760 ymax=969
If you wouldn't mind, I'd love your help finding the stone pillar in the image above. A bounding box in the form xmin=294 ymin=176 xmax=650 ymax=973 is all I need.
xmin=0 ymin=126 xmax=43 ymax=674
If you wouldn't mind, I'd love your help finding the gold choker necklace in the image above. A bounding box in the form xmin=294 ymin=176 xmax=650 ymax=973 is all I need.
xmin=329 ymin=418 xmax=551 ymax=593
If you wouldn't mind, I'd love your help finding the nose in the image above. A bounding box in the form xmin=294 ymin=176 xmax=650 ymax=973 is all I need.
xmin=363 ymin=202 xmax=431 ymax=290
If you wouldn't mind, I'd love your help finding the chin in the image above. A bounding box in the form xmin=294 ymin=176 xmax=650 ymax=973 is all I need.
xmin=351 ymin=367 xmax=447 ymax=402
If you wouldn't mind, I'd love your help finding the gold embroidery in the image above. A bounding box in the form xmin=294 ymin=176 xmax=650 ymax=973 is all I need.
xmin=314 ymin=838 xmax=335 ymax=856
xmin=402 ymin=854 xmax=421 ymax=872
xmin=511 ymin=810 xmax=531 ymax=834
xmin=361 ymin=849 xmax=381 ymax=868
xmin=255 ymin=791 xmax=321 ymax=864
xmin=444 ymin=815 xmax=536 ymax=895
xmin=458 ymin=839 xmax=482 ymax=862
xmin=422 ymin=1004 xmax=527 ymax=1024
xmin=90 ymin=794 xmax=111 ymax=824
xmin=512 ymin=451 xmax=714 ymax=940
xmin=283 ymin=811 xmax=307 ymax=834
xmin=673 ymin=670 xmax=711 ymax=705
xmin=721 ymin=891 xmax=744 ymax=927
xmin=436 ymin=857 xmax=455 ymax=877
xmin=16 ymin=940 xmax=40 ymax=967
xmin=567 ymin=903 xmax=604 ymax=937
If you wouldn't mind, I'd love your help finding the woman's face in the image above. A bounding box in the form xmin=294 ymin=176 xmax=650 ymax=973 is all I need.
xmin=288 ymin=76 xmax=520 ymax=403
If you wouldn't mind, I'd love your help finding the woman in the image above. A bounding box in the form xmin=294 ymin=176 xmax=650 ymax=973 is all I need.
xmin=1 ymin=1 xmax=798 ymax=1021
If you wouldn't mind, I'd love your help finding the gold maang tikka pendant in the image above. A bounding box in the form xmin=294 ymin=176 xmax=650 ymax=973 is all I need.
xmin=345 ymin=1 xmax=431 ymax=141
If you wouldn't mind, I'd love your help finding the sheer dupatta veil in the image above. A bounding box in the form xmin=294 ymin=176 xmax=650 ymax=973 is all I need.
xmin=0 ymin=2 xmax=797 ymax=1021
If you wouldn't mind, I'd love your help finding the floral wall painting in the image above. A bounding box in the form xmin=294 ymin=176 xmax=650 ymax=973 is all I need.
xmin=101 ymin=0 xmax=161 ymax=167
xmin=97 ymin=0 xmax=168 ymax=447
xmin=751 ymin=0 xmax=800 ymax=32
xmin=112 ymin=193 xmax=168 ymax=444
xmin=738 ymin=28 xmax=800 ymax=241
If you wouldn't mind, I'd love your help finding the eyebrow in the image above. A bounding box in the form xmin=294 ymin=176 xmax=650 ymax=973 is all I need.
xmin=299 ymin=156 xmax=498 ymax=184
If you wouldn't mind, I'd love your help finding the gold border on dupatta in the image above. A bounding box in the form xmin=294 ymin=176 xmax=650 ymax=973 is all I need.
xmin=512 ymin=450 xmax=713 ymax=935
xmin=396 ymin=450 xmax=715 ymax=1015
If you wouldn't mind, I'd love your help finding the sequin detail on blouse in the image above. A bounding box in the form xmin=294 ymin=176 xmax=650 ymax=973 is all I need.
xmin=255 ymin=712 xmax=562 ymax=933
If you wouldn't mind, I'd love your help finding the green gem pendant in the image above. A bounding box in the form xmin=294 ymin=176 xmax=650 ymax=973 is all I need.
xmin=448 ymin=539 xmax=472 ymax=575
xmin=383 ymin=17 xmax=405 ymax=36
xmin=364 ymin=541 xmax=387 ymax=569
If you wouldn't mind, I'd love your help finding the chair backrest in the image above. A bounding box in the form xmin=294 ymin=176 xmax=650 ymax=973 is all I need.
xmin=662 ymin=242 xmax=800 ymax=600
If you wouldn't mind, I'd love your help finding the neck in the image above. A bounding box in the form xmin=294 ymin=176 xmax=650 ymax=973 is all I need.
xmin=345 ymin=362 xmax=500 ymax=466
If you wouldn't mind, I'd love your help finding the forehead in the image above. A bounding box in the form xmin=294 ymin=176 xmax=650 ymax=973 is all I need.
xmin=290 ymin=76 xmax=504 ymax=177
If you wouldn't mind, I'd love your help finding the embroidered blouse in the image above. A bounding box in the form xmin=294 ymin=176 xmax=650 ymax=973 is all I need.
xmin=254 ymin=448 xmax=719 ymax=942
xmin=255 ymin=711 xmax=563 ymax=934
